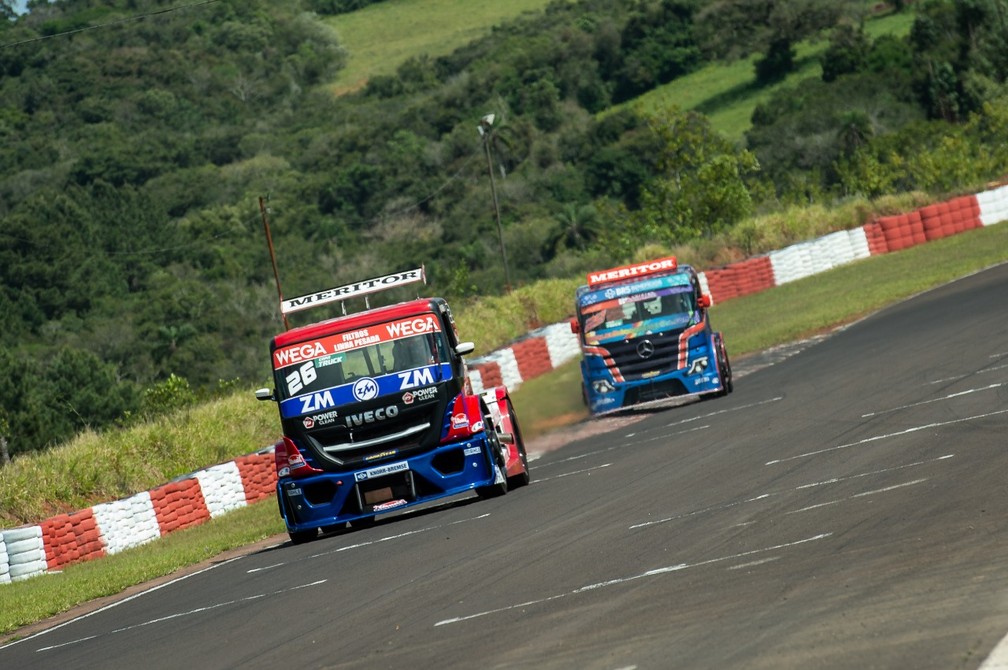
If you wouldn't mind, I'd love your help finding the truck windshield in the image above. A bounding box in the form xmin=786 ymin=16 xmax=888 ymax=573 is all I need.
xmin=273 ymin=317 xmax=449 ymax=402
xmin=580 ymin=287 xmax=694 ymax=339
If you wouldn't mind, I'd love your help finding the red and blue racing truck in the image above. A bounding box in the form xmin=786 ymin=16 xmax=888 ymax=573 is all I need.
xmin=570 ymin=256 xmax=733 ymax=415
xmin=256 ymin=267 xmax=529 ymax=543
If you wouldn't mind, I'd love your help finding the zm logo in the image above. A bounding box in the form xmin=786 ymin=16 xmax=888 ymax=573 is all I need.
xmin=397 ymin=367 xmax=434 ymax=390
xmin=353 ymin=377 xmax=379 ymax=401
xmin=299 ymin=390 xmax=335 ymax=413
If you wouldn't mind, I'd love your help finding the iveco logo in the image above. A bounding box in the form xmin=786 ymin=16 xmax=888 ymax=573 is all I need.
xmin=636 ymin=340 xmax=655 ymax=359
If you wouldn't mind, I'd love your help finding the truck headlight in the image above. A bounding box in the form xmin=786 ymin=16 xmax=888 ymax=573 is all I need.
xmin=592 ymin=379 xmax=616 ymax=394
xmin=687 ymin=357 xmax=709 ymax=375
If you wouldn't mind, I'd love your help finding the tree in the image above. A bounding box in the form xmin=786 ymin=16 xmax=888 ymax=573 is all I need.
xmin=695 ymin=0 xmax=862 ymax=82
xmin=633 ymin=109 xmax=760 ymax=242
xmin=820 ymin=22 xmax=869 ymax=83
xmin=909 ymin=0 xmax=1008 ymax=122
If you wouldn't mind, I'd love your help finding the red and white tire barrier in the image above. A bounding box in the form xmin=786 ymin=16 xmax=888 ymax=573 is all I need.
xmin=469 ymin=185 xmax=1008 ymax=388
xmin=3 ymin=186 xmax=1007 ymax=584
xmin=0 ymin=450 xmax=276 ymax=583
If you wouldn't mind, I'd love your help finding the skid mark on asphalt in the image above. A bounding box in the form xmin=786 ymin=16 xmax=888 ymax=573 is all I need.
xmin=629 ymin=455 xmax=953 ymax=530
xmin=764 ymin=408 xmax=1008 ymax=465
xmin=434 ymin=533 xmax=832 ymax=626
xmin=862 ymin=382 xmax=1003 ymax=417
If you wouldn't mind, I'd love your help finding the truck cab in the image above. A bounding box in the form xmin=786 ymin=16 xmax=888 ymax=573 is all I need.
xmin=571 ymin=256 xmax=733 ymax=415
xmin=256 ymin=267 xmax=529 ymax=543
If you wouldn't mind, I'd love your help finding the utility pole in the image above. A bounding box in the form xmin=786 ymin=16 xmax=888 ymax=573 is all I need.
xmin=259 ymin=196 xmax=290 ymax=330
xmin=478 ymin=114 xmax=512 ymax=292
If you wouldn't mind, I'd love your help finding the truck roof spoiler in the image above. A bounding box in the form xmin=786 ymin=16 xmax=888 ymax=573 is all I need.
xmin=281 ymin=266 xmax=427 ymax=317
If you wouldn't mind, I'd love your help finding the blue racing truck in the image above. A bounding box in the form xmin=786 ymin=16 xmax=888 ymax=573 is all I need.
xmin=256 ymin=266 xmax=529 ymax=543
xmin=570 ymin=256 xmax=733 ymax=415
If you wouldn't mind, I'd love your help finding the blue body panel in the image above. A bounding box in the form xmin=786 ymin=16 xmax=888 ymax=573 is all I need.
xmin=277 ymin=433 xmax=499 ymax=531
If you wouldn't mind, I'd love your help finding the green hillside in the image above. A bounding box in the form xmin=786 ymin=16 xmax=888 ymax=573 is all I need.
xmin=5 ymin=0 xmax=1008 ymax=460
xmin=5 ymin=0 xmax=1008 ymax=633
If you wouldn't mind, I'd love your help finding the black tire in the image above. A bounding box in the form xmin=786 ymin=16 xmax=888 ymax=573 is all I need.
xmin=505 ymin=398 xmax=530 ymax=488
xmin=716 ymin=334 xmax=734 ymax=395
xmin=288 ymin=528 xmax=318 ymax=545
xmin=476 ymin=405 xmax=508 ymax=499
xmin=349 ymin=515 xmax=376 ymax=529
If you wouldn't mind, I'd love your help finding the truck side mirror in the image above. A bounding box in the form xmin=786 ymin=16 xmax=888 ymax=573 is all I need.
xmin=569 ymin=317 xmax=580 ymax=334
xmin=456 ymin=342 xmax=475 ymax=356
xmin=697 ymin=294 xmax=712 ymax=309
xmin=255 ymin=388 xmax=275 ymax=401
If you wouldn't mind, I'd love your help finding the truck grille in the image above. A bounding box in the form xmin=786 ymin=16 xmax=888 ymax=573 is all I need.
xmin=298 ymin=399 xmax=445 ymax=469
xmin=604 ymin=330 xmax=685 ymax=381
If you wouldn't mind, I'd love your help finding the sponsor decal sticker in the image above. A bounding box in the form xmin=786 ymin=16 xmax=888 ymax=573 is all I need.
xmin=315 ymin=353 xmax=345 ymax=368
xmin=451 ymin=413 xmax=469 ymax=429
xmin=463 ymin=446 xmax=482 ymax=456
xmin=345 ymin=405 xmax=399 ymax=427
xmin=364 ymin=450 xmax=398 ymax=462
xmin=352 ymin=377 xmax=379 ymax=401
xmin=355 ymin=460 xmax=409 ymax=482
xmin=273 ymin=316 xmax=442 ymax=369
xmin=304 ymin=410 xmax=340 ymax=429
xmin=372 ymin=499 xmax=408 ymax=511
xmin=282 ymin=267 xmax=426 ymax=315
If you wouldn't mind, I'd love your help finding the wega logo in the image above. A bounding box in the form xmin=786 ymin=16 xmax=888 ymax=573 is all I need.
xmin=274 ymin=341 xmax=328 ymax=368
xmin=587 ymin=256 xmax=677 ymax=286
xmin=386 ymin=316 xmax=440 ymax=337
xmin=352 ymin=377 xmax=379 ymax=401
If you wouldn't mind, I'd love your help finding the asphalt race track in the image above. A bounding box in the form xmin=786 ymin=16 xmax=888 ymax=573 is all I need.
xmin=3 ymin=263 xmax=1007 ymax=670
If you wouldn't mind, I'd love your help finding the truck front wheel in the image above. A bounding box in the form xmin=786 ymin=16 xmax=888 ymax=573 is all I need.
xmin=476 ymin=409 xmax=508 ymax=499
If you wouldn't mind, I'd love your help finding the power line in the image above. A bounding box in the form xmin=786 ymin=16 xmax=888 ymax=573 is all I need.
xmin=1 ymin=0 xmax=219 ymax=49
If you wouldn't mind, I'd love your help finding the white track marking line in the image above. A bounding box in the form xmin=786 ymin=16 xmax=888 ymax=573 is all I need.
xmin=786 ymin=478 xmax=928 ymax=515
xmin=246 ymin=513 xmax=492 ymax=574
xmin=533 ymin=463 xmax=611 ymax=483
xmin=979 ymin=627 xmax=1008 ymax=669
xmin=630 ymin=494 xmax=775 ymax=530
xmin=631 ymin=455 xmax=953 ymax=530
xmin=2 ymin=555 xmax=254 ymax=648
xmin=434 ymin=533 xmax=832 ymax=626
xmin=728 ymin=556 xmax=781 ymax=570
xmin=624 ymin=396 xmax=784 ymax=439
xmin=930 ymin=362 xmax=1008 ymax=385
xmin=765 ymin=409 xmax=1008 ymax=465
xmin=862 ymin=383 xmax=1002 ymax=417
xmin=794 ymin=454 xmax=953 ymax=490
xmin=535 ymin=425 xmax=710 ymax=470
xmin=35 ymin=580 xmax=327 ymax=653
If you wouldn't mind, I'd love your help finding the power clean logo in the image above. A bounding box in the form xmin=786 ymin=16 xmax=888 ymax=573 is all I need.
xmin=353 ymin=377 xmax=379 ymax=401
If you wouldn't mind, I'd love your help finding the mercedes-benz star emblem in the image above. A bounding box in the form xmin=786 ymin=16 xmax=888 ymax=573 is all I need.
xmin=636 ymin=340 xmax=655 ymax=359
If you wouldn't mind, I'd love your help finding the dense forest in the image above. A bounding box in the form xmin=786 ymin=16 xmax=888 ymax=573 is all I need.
xmin=1 ymin=0 xmax=1008 ymax=458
